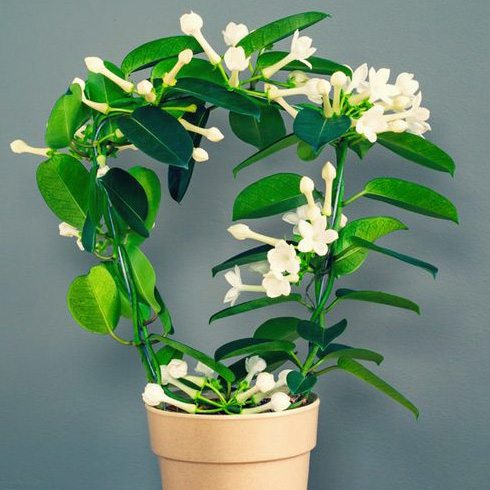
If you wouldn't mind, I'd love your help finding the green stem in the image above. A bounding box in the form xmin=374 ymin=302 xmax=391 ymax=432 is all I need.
xmin=316 ymin=365 xmax=339 ymax=376
xmin=343 ymin=190 xmax=365 ymax=206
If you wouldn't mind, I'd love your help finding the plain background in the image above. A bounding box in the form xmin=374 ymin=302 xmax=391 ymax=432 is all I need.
xmin=1 ymin=0 xmax=489 ymax=489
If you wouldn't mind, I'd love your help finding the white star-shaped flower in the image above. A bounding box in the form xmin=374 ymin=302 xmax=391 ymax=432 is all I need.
xmin=262 ymin=270 xmax=292 ymax=298
xmin=355 ymin=105 xmax=388 ymax=143
xmin=366 ymin=68 xmax=400 ymax=104
xmin=222 ymin=22 xmax=249 ymax=46
xmin=267 ymin=240 xmax=300 ymax=274
xmin=297 ymin=216 xmax=338 ymax=256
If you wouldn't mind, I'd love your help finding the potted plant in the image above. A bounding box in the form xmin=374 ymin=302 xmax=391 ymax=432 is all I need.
xmin=11 ymin=9 xmax=457 ymax=490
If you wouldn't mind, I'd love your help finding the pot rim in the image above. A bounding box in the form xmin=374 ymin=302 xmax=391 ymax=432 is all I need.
xmin=146 ymin=395 xmax=320 ymax=421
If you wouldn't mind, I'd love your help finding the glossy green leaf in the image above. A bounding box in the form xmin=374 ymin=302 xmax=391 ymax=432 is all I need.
xmin=152 ymin=57 xmax=224 ymax=85
xmin=377 ymin=131 xmax=455 ymax=175
xmin=337 ymin=358 xmax=419 ymax=418
xmin=215 ymin=338 xmax=295 ymax=361
xmin=45 ymin=82 xmax=87 ymax=149
xmin=359 ymin=178 xmax=459 ymax=223
xmin=229 ymin=105 xmax=286 ymax=149
xmin=333 ymin=288 xmax=420 ymax=314
xmin=171 ymin=78 xmax=260 ymax=118
xmin=333 ymin=217 xmax=408 ymax=276
xmin=297 ymin=319 xmax=347 ymax=349
xmin=209 ymin=294 xmax=303 ymax=324
xmin=349 ymin=237 xmax=438 ymax=278
xmin=99 ymin=168 xmax=149 ymax=237
xmin=152 ymin=335 xmax=235 ymax=382
xmin=126 ymin=246 xmax=160 ymax=313
xmin=154 ymin=288 xmax=173 ymax=336
xmin=127 ymin=166 xmax=161 ymax=246
xmin=233 ymin=134 xmax=299 ymax=175
xmin=117 ymin=106 xmax=193 ymax=168
xmin=36 ymin=154 xmax=89 ymax=228
xmin=233 ymin=172 xmax=321 ymax=220
xmin=348 ymin=134 xmax=374 ymax=159
xmin=237 ymin=11 xmax=330 ymax=56
xmin=297 ymin=141 xmax=322 ymax=161
xmin=86 ymin=61 xmax=127 ymax=103
xmin=67 ymin=265 xmax=121 ymax=334
xmin=156 ymin=345 xmax=183 ymax=365
xmin=168 ymin=106 xmax=210 ymax=203
xmin=121 ymin=35 xmax=203 ymax=74
xmin=286 ymin=371 xmax=317 ymax=395
xmin=294 ymin=108 xmax=350 ymax=151
xmin=253 ymin=317 xmax=301 ymax=342
xmin=102 ymin=262 xmax=133 ymax=319
xmin=318 ymin=344 xmax=384 ymax=365
xmin=212 ymin=244 xmax=271 ymax=277
xmin=81 ymin=214 xmax=96 ymax=252
xmin=257 ymin=51 xmax=350 ymax=76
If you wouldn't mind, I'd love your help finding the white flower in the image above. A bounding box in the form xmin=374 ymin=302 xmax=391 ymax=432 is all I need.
xmin=167 ymin=359 xmax=188 ymax=379
xmin=224 ymin=46 xmax=250 ymax=71
xmin=282 ymin=203 xmax=321 ymax=234
xmin=331 ymin=71 xmax=348 ymax=114
xmin=179 ymin=119 xmax=224 ymax=142
xmin=262 ymin=30 xmax=316 ymax=78
xmin=288 ymin=70 xmax=310 ymax=87
xmin=224 ymin=266 xmax=265 ymax=306
xmin=277 ymin=369 xmax=293 ymax=387
xmin=365 ymin=68 xmax=400 ymax=104
xmin=265 ymin=84 xmax=299 ymax=118
xmin=300 ymin=176 xmax=322 ymax=221
xmin=355 ymin=105 xmax=388 ymax=143
xmin=387 ymin=119 xmax=408 ymax=133
xmin=160 ymin=365 xmax=199 ymax=399
xmin=195 ymin=362 xmax=216 ymax=379
xmin=262 ymin=270 xmax=292 ymax=298
xmin=192 ymin=147 xmax=209 ymax=162
xmin=391 ymin=95 xmax=412 ymax=111
xmin=72 ymin=78 xmax=110 ymax=114
xmin=142 ymin=383 xmax=166 ymax=406
xmin=344 ymin=63 xmax=368 ymax=94
xmin=245 ymin=355 xmax=267 ymax=377
xmin=180 ymin=11 xmax=221 ymax=65
xmin=270 ymin=392 xmax=291 ymax=412
xmin=163 ymin=49 xmax=193 ymax=85
xmin=84 ymin=57 xmax=134 ymax=93
xmin=305 ymin=78 xmax=326 ymax=103
xmin=255 ymin=372 xmax=276 ymax=392
xmin=297 ymin=216 xmax=338 ymax=256
xmin=322 ymin=161 xmax=336 ymax=216
xmin=267 ymin=240 xmax=300 ymax=275
xmin=222 ymin=22 xmax=249 ymax=46
xmin=395 ymin=72 xmax=419 ymax=97
xmin=405 ymin=92 xmax=431 ymax=136
xmin=136 ymin=80 xmax=156 ymax=103
xmin=59 ymin=222 xmax=79 ymax=238
xmin=10 ymin=140 xmax=49 ymax=156
xmin=227 ymin=224 xmax=281 ymax=246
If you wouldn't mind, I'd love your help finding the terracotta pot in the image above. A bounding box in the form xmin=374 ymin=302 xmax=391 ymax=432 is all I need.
xmin=146 ymin=397 xmax=320 ymax=490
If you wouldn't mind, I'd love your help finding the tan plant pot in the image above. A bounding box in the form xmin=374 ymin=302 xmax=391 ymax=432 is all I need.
xmin=146 ymin=397 xmax=320 ymax=490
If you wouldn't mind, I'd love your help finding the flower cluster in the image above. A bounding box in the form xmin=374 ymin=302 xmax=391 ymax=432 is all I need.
xmin=224 ymin=164 xmax=346 ymax=305
xmin=142 ymin=356 xmax=292 ymax=414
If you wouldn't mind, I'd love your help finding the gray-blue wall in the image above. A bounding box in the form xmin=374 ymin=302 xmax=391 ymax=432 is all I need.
xmin=1 ymin=1 xmax=489 ymax=489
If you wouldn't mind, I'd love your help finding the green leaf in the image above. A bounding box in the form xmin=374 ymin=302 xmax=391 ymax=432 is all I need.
xmin=156 ymin=346 xmax=183 ymax=365
xmin=359 ymin=178 xmax=459 ymax=223
xmin=297 ymin=141 xmax=322 ymax=161
xmin=233 ymin=134 xmax=299 ymax=175
xmin=67 ymin=265 xmax=121 ymax=334
xmin=152 ymin=57 xmax=225 ymax=85
xmin=318 ymin=344 xmax=384 ymax=365
xmin=127 ymin=166 xmax=161 ymax=246
xmin=377 ymin=132 xmax=455 ymax=175
xmin=348 ymin=135 xmax=374 ymax=159
xmin=215 ymin=338 xmax=295 ymax=361
xmin=99 ymin=168 xmax=149 ymax=237
xmin=229 ymin=105 xmax=286 ymax=149
xmin=155 ymin=288 xmax=173 ymax=336
xmin=333 ymin=217 xmax=408 ymax=276
xmin=209 ymin=294 xmax=303 ymax=324
xmin=171 ymin=78 xmax=260 ymax=118
xmin=86 ymin=61 xmax=127 ymax=103
xmin=233 ymin=172 xmax=321 ymax=220
xmin=349 ymin=237 xmax=438 ymax=278
xmin=286 ymin=371 xmax=317 ymax=395
xmin=293 ymin=108 xmax=351 ymax=151
xmin=45 ymin=83 xmax=87 ymax=149
xmin=257 ymin=51 xmax=350 ymax=76
xmin=168 ymin=106 xmax=210 ymax=203
xmin=153 ymin=336 xmax=235 ymax=382
xmin=36 ymin=154 xmax=89 ymax=228
xmin=254 ymin=317 xmax=301 ymax=342
xmin=212 ymin=244 xmax=271 ymax=277
xmin=117 ymin=106 xmax=193 ymax=168
xmin=237 ymin=11 xmax=330 ymax=56
xmin=126 ymin=246 xmax=160 ymax=313
xmin=297 ymin=319 xmax=347 ymax=349
xmin=337 ymin=358 xmax=419 ymax=418
xmin=333 ymin=289 xmax=420 ymax=314
xmin=102 ymin=262 xmax=133 ymax=319
xmin=121 ymin=35 xmax=203 ymax=74
xmin=81 ymin=214 xmax=96 ymax=252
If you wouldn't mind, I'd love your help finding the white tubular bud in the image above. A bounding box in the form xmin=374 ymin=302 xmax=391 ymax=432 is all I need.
xmin=322 ymin=161 xmax=336 ymax=216
xmin=180 ymin=12 xmax=221 ymax=65
xmin=299 ymin=176 xmax=318 ymax=219
xmin=72 ymin=78 xmax=109 ymax=114
xmin=192 ymin=147 xmax=209 ymax=162
xmin=163 ymin=49 xmax=193 ymax=85
xmin=330 ymin=71 xmax=347 ymax=115
xmin=266 ymin=84 xmax=298 ymax=118
xmin=136 ymin=80 xmax=156 ymax=103
xmin=10 ymin=140 xmax=49 ymax=157
xmin=179 ymin=118 xmax=224 ymax=142
xmin=118 ymin=144 xmax=137 ymax=151
xmin=84 ymin=57 xmax=134 ymax=93
xmin=317 ymin=79 xmax=333 ymax=117
xmin=262 ymin=53 xmax=294 ymax=79
xmin=227 ymin=224 xmax=281 ymax=247
xmin=241 ymin=392 xmax=291 ymax=414
xmin=288 ymin=70 xmax=310 ymax=87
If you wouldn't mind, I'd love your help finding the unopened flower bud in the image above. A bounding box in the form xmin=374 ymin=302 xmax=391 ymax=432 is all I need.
xmin=330 ymin=71 xmax=348 ymax=87
xmin=288 ymin=70 xmax=309 ymax=87
xmin=270 ymin=392 xmax=291 ymax=412
xmin=167 ymin=359 xmax=188 ymax=379
xmin=178 ymin=48 xmax=193 ymax=64
xmin=256 ymin=372 xmax=275 ymax=392
xmin=193 ymin=147 xmax=209 ymax=162
xmin=300 ymin=176 xmax=315 ymax=194
xmin=10 ymin=140 xmax=50 ymax=157
xmin=228 ymin=224 xmax=252 ymax=240
xmin=206 ymin=127 xmax=224 ymax=142
xmin=180 ymin=11 xmax=203 ymax=34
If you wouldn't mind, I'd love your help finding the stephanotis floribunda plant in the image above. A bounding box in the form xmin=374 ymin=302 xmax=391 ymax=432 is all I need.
xmin=12 ymin=10 xmax=457 ymax=416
